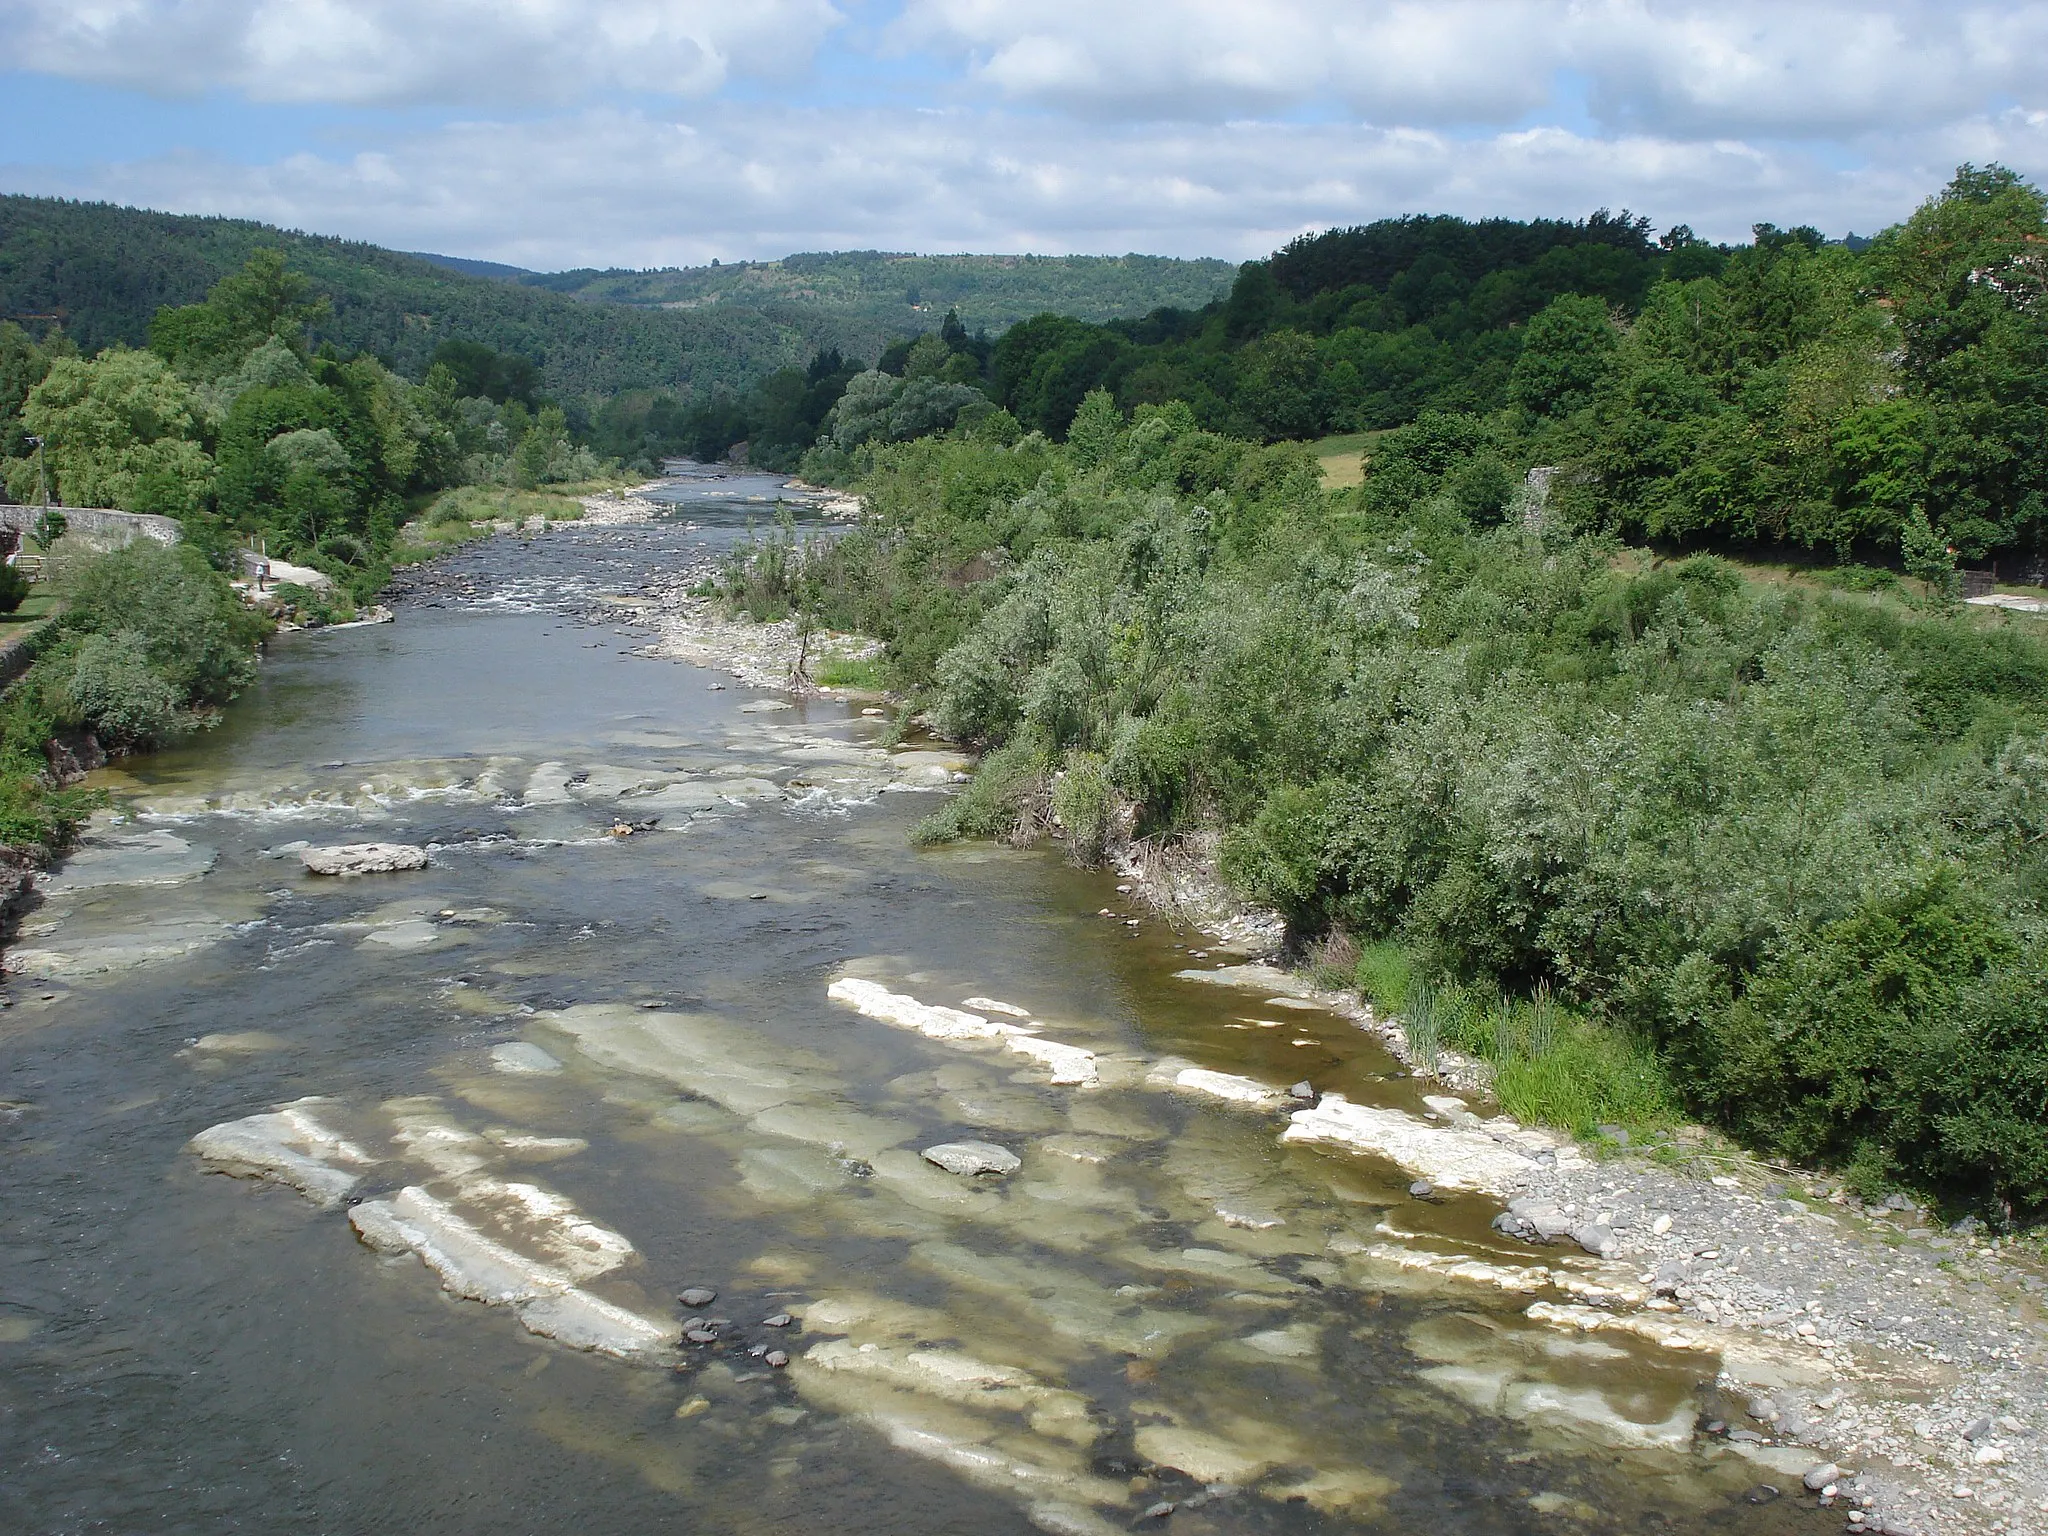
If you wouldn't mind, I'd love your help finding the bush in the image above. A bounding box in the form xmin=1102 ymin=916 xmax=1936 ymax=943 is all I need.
xmin=49 ymin=631 xmax=182 ymax=747
xmin=0 ymin=563 xmax=29 ymax=615
xmin=1050 ymin=750 xmax=1117 ymax=865
xmin=61 ymin=541 xmax=264 ymax=705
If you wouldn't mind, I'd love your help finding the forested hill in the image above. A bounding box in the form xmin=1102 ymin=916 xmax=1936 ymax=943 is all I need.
xmin=0 ymin=197 xmax=812 ymax=399
xmin=524 ymin=251 xmax=1236 ymax=361
xmin=975 ymin=170 xmax=2048 ymax=568
xmin=0 ymin=198 xmax=1235 ymax=402
xmin=987 ymin=208 xmax=1682 ymax=439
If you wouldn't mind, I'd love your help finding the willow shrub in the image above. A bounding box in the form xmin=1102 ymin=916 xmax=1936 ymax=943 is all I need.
xmin=759 ymin=410 xmax=2048 ymax=1214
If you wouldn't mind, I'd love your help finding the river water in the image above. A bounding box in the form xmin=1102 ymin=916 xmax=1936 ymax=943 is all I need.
xmin=0 ymin=471 xmax=1824 ymax=1535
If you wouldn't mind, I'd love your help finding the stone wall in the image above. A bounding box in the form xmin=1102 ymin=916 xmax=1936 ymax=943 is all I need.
xmin=0 ymin=506 xmax=182 ymax=549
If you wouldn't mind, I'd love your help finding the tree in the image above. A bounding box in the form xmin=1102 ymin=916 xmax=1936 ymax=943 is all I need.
xmin=8 ymin=348 xmax=212 ymax=514
xmin=1509 ymin=294 xmax=1618 ymax=416
xmin=149 ymin=249 xmax=328 ymax=378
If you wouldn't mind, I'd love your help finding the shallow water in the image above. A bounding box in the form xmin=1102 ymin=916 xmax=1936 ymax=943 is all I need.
xmin=0 ymin=476 xmax=1828 ymax=1535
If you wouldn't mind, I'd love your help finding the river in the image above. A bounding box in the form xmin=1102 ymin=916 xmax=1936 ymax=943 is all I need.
xmin=0 ymin=470 xmax=1825 ymax=1535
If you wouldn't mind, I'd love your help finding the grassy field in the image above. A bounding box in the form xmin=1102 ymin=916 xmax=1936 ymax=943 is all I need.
xmin=1308 ymin=430 xmax=1380 ymax=489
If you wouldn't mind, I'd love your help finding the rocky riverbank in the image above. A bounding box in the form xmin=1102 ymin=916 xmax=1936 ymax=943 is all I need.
xmin=1094 ymin=835 xmax=2048 ymax=1536
xmin=650 ymin=590 xmax=2048 ymax=1536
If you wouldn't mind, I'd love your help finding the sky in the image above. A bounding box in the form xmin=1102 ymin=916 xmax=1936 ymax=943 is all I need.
xmin=3 ymin=1 xmax=2047 ymax=271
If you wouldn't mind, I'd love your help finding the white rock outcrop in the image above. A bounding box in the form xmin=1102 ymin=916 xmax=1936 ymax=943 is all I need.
xmin=300 ymin=843 xmax=429 ymax=876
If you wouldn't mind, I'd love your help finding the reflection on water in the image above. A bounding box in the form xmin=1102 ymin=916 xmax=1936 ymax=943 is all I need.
xmin=0 ymin=477 xmax=1826 ymax=1535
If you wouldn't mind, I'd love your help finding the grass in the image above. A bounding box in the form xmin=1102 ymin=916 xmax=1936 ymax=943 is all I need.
xmin=0 ymin=590 xmax=61 ymax=644
xmin=391 ymin=484 xmax=601 ymax=565
xmin=815 ymin=653 xmax=887 ymax=689
xmin=1373 ymin=952 xmax=1677 ymax=1138
xmin=1306 ymin=430 xmax=1384 ymax=490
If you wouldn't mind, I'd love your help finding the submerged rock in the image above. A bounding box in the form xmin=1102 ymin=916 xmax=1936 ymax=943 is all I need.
xmin=922 ymin=1140 xmax=1022 ymax=1176
xmin=43 ymin=828 xmax=216 ymax=893
xmin=490 ymin=1042 xmax=563 ymax=1075
xmin=301 ymin=843 xmax=429 ymax=876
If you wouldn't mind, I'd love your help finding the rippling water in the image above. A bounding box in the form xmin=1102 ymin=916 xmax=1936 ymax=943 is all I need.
xmin=0 ymin=474 xmax=1824 ymax=1535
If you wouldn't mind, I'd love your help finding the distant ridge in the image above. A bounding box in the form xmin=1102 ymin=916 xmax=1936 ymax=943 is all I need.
xmin=407 ymin=251 xmax=533 ymax=280
xmin=0 ymin=196 xmax=1236 ymax=399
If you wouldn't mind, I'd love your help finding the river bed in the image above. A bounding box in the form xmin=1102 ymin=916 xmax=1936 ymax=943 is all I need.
xmin=0 ymin=474 xmax=1830 ymax=1535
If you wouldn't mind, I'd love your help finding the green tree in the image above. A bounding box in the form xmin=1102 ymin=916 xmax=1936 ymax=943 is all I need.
xmin=149 ymin=248 xmax=329 ymax=379
xmin=1509 ymin=294 xmax=1618 ymax=416
xmin=7 ymin=348 xmax=212 ymax=514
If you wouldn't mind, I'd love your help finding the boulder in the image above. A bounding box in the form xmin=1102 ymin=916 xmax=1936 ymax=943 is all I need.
xmin=920 ymin=1140 xmax=1021 ymax=1176
xmin=301 ymin=843 xmax=429 ymax=876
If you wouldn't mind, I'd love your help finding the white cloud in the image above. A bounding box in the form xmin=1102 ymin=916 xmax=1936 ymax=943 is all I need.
xmin=2 ymin=103 xmax=2012 ymax=271
xmin=0 ymin=0 xmax=844 ymax=105
xmin=896 ymin=0 xmax=2048 ymax=137
xmin=3 ymin=1 xmax=2047 ymax=266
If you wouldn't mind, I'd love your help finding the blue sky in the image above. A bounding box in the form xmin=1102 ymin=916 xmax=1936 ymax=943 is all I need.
xmin=3 ymin=1 xmax=2045 ymax=269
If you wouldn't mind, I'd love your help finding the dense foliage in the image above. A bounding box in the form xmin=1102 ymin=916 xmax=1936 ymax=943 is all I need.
xmin=0 ymin=540 xmax=268 ymax=846
xmin=525 ymin=250 xmax=1235 ymax=367
xmin=748 ymin=377 xmax=2048 ymax=1216
xmin=3 ymin=200 xmax=1238 ymax=409
xmin=1 ymin=253 xmax=605 ymax=597
xmin=0 ymin=196 xmax=803 ymax=399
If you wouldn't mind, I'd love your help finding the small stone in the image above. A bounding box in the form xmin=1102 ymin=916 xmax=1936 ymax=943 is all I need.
xmin=1963 ymin=1416 xmax=1995 ymax=1441
xmin=1974 ymin=1445 xmax=2006 ymax=1465
xmin=1803 ymin=1463 xmax=1842 ymax=1492
xmin=679 ymin=1287 xmax=717 ymax=1307
xmin=749 ymin=1343 xmax=768 ymax=1358
xmin=1142 ymin=1502 xmax=1175 ymax=1520
xmin=1288 ymin=1081 xmax=1316 ymax=1103
xmin=684 ymin=1326 xmax=719 ymax=1345
xmin=675 ymin=1396 xmax=710 ymax=1419
xmin=1409 ymin=1180 xmax=1435 ymax=1200
xmin=764 ymin=1349 xmax=789 ymax=1368
xmin=920 ymin=1140 xmax=1021 ymax=1176
xmin=1745 ymin=1484 xmax=1781 ymax=1504
xmin=1748 ymin=1397 xmax=1779 ymax=1422
xmin=1652 ymin=1214 xmax=1673 ymax=1235
xmin=762 ymin=1313 xmax=793 ymax=1328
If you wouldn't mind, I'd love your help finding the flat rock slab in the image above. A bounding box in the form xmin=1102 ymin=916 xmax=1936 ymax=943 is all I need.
xmin=302 ymin=843 xmax=429 ymax=876
xmin=921 ymin=1140 xmax=1022 ymax=1176
xmin=43 ymin=829 xmax=216 ymax=894
xmin=491 ymin=1042 xmax=563 ymax=1075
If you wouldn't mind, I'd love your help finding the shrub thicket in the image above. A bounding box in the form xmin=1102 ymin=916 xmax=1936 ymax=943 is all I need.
xmin=767 ymin=391 xmax=2048 ymax=1217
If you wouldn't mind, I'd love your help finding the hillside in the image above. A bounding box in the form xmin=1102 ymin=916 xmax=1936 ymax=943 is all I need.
xmin=525 ymin=250 xmax=1236 ymax=362
xmin=0 ymin=200 xmax=1236 ymax=402
xmin=0 ymin=197 xmax=817 ymax=400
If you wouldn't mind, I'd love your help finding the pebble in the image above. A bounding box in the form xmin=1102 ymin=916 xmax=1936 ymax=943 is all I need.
xmin=762 ymin=1313 xmax=793 ymax=1328
xmin=765 ymin=1350 xmax=789 ymax=1368
xmin=1409 ymin=1180 xmax=1436 ymax=1199
xmin=1805 ymin=1464 xmax=1843 ymax=1492
xmin=1288 ymin=1081 xmax=1316 ymax=1103
xmin=679 ymin=1287 xmax=718 ymax=1307
xmin=684 ymin=1325 xmax=719 ymax=1345
xmin=1142 ymin=1502 xmax=1175 ymax=1520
